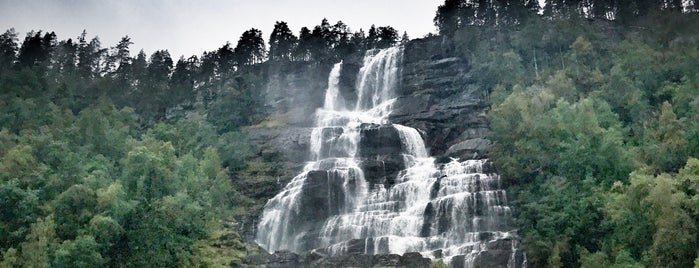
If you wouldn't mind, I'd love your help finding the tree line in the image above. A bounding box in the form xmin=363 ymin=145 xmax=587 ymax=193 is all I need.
xmin=434 ymin=0 xmax=699 ymax=35
xmin=0 ymin=18 xmax=403 ymax=125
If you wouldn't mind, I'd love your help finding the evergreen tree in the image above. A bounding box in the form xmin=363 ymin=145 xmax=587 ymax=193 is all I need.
xmin=143 ymin=50 xmax=173 ymax=118
xmin=268 ymin=21 xmax=297 ymax=61
xmin=376 ymin=26 xmax=399 ymax=48
xmin=169 ymin=56 xmax=198 ymax=106
xmin=53 ymin=39 xmax=78 ymax=77
xmin=76 ymin=31 xmax=105 ymax=78
xmin=367 ymin=25 xmax=379 ymax=48
xmin=350 ymin=29 xmax=367 ymax=51
xmin=401 ymin=31 xmax=410 ymax=44
xmin=434 ymin=0 xmax=464 ymax=35
xmin=233 ymin=28 xmax=266 ymax=65
xmin=105 ymin=36 xmax=132 ymax=75
xmin=216 ymin=42 xmax=235 ymax=74
xmin=17 ymin=31 xmax=54 ymax=68
xmin=295 ymin=27 xmax=313 ymax=61
xmin=0 ymin=28 xmax=18 ymax=69
xmin=475 ymin=0 xmax=496 ymax=25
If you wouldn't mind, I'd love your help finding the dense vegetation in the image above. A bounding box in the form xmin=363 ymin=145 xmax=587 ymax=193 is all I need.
xmin=433 ymin=0 xmax=699 ymax=267
xmin=2 ymin=0 xmax=699 ymax=267
xmin=0 ymin=18 xmax=403 ymax=267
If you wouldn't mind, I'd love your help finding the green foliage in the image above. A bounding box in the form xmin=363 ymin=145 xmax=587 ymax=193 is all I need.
xmin=126 ymin=193 xmax=207 ymax=267
xmin=429 ymin=259 xmax=449 ymax=268
xmin=603 ymin=166 xmax=697 ymax=268
xmin=20 ymin=217 xmax=57 ymax=268
xmin=0 ymin=248 xmax=19 ymax=268
xmin=0 ymin=180 xmax=39 ymax=251
xmin=234 ymin=28 xmax=267 ymax=65
xmin=206 ymin=71 xmax=267 ymax=132
xmin=121 ymin=139 xmax=179 ymax=201
xmin=0 ymin=79 xmax=255 ymax=267
xmin=490 ymin=90 xmax=631 ymax=185
xmin=485 ymin=12 xmax=699 ymax=267
xmin=643 ymin=102 xmax=688 ymax=172
xmin=53 ymin=185 xmax=97 ymax=240
xmin=52 ymin=235 xmax=105 ymax=268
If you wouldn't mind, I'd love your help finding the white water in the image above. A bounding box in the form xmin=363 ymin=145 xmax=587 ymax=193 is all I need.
xmin=256 ymin=47 xmax=522 ymax=267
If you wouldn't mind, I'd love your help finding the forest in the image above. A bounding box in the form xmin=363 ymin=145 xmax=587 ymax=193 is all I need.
xmin=0 ymin=0 xmax=698 ymax=267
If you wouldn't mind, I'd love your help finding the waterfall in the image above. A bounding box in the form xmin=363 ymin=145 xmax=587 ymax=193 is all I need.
xmin=256 ymin=46 xmax=523 ymax=267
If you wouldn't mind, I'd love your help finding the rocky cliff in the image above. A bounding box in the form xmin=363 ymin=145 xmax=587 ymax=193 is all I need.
xmin=391 ymin=36 xmax=491 ymax=160
xmin=245 ymin=37 xmax=521 ymax=268
xmin=257 ymin=36 xmax=492 ymax=172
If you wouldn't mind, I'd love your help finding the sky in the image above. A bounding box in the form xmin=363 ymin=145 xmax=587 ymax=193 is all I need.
xmin=0 ymin=0 xmax=444 ymax=59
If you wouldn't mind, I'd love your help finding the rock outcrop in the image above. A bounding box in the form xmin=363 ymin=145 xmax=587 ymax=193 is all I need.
xmin=243 ymin=251 xmax=432 ymax=268
xmin=250 ymin=37 xmax=523 ymax=268
xmin=391 ymin=36 xmax=491 ymax=158
xmin=265 ymin=61 xmax=334 ymax=127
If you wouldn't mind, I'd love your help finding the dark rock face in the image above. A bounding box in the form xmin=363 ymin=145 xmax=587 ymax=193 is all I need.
xmin=359 ymin=154 xmax=405 ymax=189
xmin=254 ymin=37 xmax=523 ymax=268
xmin=299 ymin=170 xmax=347 ymax=220
xmin=265 ymin=61 xmax=334 ymax=127
xmin=390 ymin=36 xmax=491 ymax=158
xmin=445 ymin=138 xmax=492 ymax=160
xmin=356 ymin=124 xmax=409 ymax=189
xmin=247 ymin=251 xmax=431 ymax=268
xmin=266 ymin=251 xmax=300 ymax=268
xmin=471 ymin=238 xmax=527 ymax=268
xmin=246 ymin=126 xmax=313 ymax=181
xmin=358 ymin=124 xmax=404 ymax=157
xmin=399 ymin=252 xmax=432 ymax=268
xmin=316 ymin=127 xmax=349 ymax=158
xmin=338 ymin=55 xmax=363 ymax=108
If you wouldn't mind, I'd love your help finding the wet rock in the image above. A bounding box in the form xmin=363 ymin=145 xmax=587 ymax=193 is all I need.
xmin=265 ymin=61 xmax=333 ymax=127
xmin=374 ymin=254 xmax=402 ymax=266
xmin=298 ymin=170 xmax=346 ymax=221
xmin=390 ymin=36 xmax=492 ymax=157
xmin=398 ymin=252 xmax=431 ymax=268
xmin=243 ymin=249 xmax=271 ymax=267
xmin=311 ymin=253 xmax=376 ymax=267
xmin=358 ymin=124 xmax=404 ymax=157
xmin=252 ymin=251 xmax=431 ymax=267
xmin=444 ymin=138 xmax=492 ymax=160
xmin=266 ymin=251 xmax=300 ymax=268
xmin=316 ymin=127 xmax=349 ymax=158
xmin=462 ymin=237 xmax=526 ymax=268
xmin=359 ymin=154 xmax=406 ymax=188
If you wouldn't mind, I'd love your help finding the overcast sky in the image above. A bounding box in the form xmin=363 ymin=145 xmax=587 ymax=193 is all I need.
xmin=0 ymin=0 xmax=444 ymax=59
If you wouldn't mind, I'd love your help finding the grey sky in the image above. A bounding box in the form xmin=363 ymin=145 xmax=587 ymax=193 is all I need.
xmin=0 ymin=0 xmax=444 ymax=59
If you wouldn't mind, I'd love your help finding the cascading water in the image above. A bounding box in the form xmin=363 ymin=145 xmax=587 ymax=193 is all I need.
xmin=256 ymin=47 xmax=524 ymax=267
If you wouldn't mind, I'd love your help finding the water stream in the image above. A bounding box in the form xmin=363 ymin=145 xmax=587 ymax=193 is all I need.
xmin=256 ymin=46 xmax=524 ymax=267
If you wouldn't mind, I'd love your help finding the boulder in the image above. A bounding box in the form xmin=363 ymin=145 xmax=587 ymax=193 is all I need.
xmin=468 ymin=237 xmax=527 ymax=268
xmin=444 ymin=138 xmax=492 ymax=160
xmin=298 ymin=170 xmax=347 ymax=221
xmin=374 ymin=254 xmax=402 ymax=267
xmin=359 ymin=154 xmax=406 ymax=188
xmin=398 ymin=252 xmax=431 ymax=268
xmin=266 ymin=251 xmax=300 ymax=268
xmin=358 ymin=124 xmax=404 ymax=157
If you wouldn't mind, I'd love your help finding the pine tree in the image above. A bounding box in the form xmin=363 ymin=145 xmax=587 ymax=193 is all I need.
xmin=268 ymin=21 xmax=297 ymax=61
xmin=434 ymin=0 xmax=464 ymax=35
xmin=233 ymin=28 xmax=266 ymax=65
xmin=0 ymin=28 xmax=18 ymax=69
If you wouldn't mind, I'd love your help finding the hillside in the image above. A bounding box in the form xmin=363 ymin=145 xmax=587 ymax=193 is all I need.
xmin=1 ymin=1 xmax=699 ymax=267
